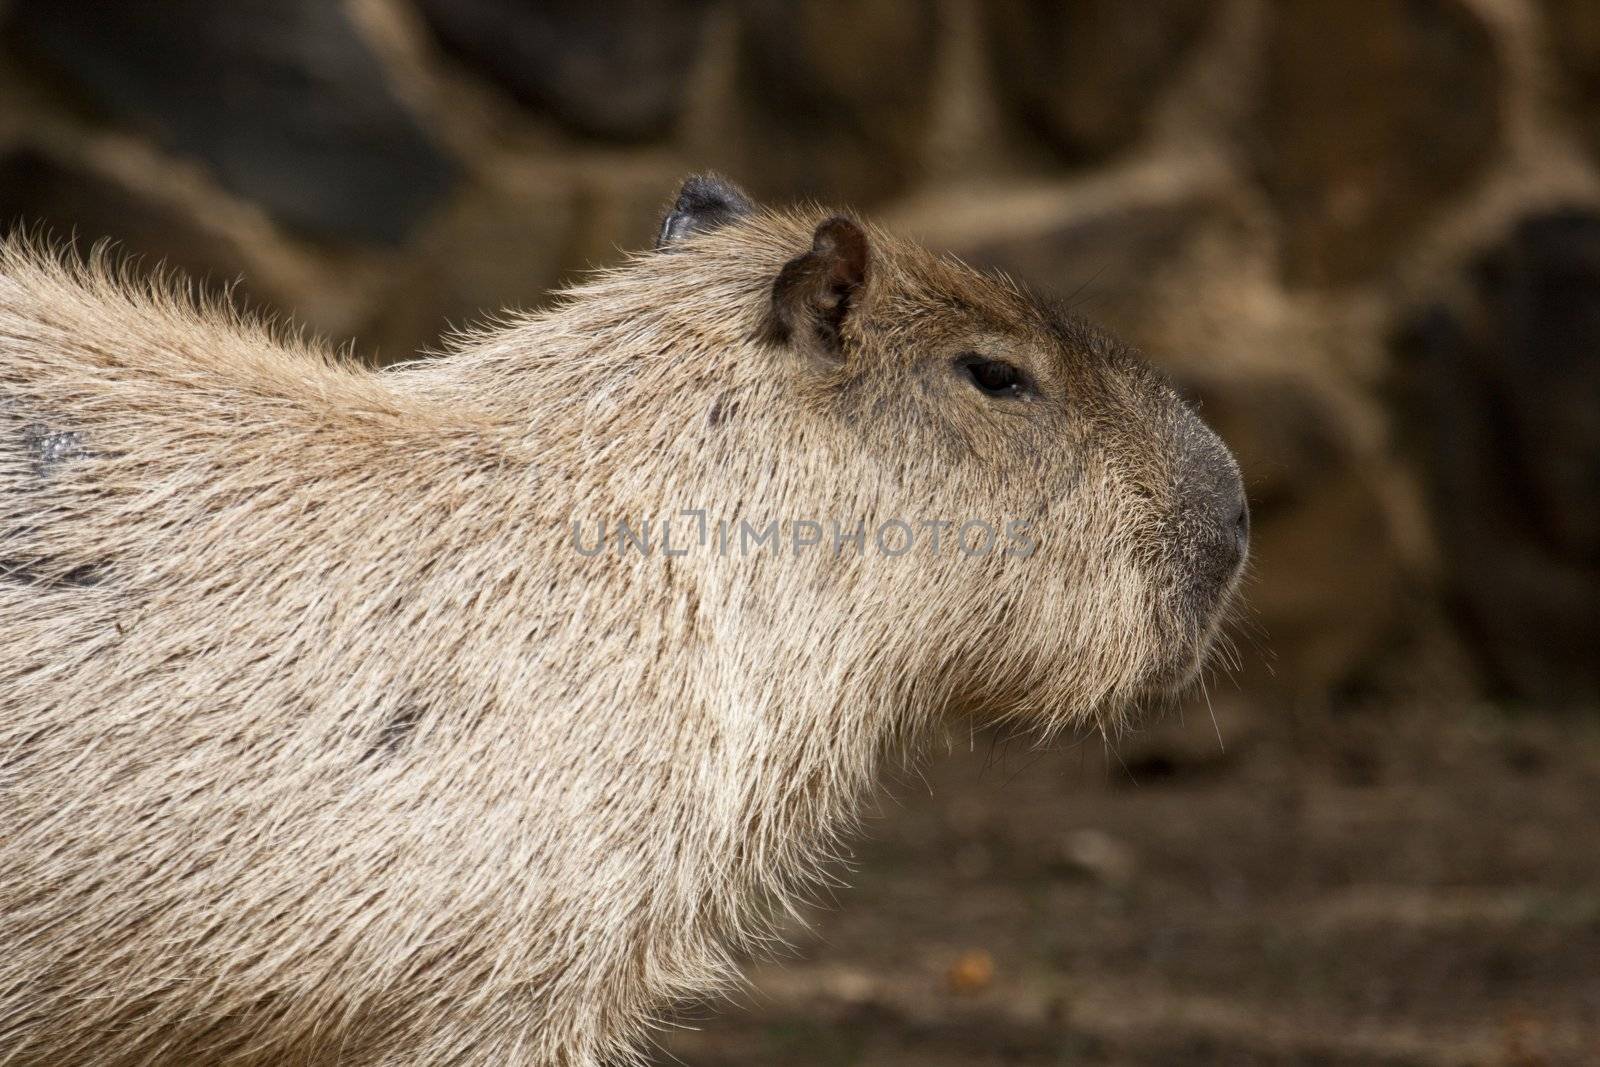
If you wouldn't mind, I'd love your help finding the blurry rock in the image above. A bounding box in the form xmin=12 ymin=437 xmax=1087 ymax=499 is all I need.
xmin=955 ymin=195 xmax=1237 ymax=340
xmin=945 ymin=949 xmax=995 ymax=995
xmin=822 ymin=966 xmax=878 ymax=1005
xmin=359 ymin=179 xmax=579 ymax=361
xmin=727 ymin=0 xmax=939 ymax=205
xmin=1185 ymin=374 xmax=1351 ymax=514
xmin=985 ymin=0 xmax=1213 ymax=161
xmin=0 ymin=147 xmax=269 ymax=309
xmin=4 ymin=0 xmax=455 ymax=244
xmin=1057 ymin=829 xmax=1137 ymax=886
xmin=1543 ymin=0 xmax=1600 ymax=162
xmin=416 ymin=0 xmax=710 ymax=142
xmin=1500 ymin=1008 xmax=1553 ymax=1067
xmin=1259 ymin=472 xmax=1416 ymax=698
xmin=1394 ymin=209 xmax=1600 ymax=705
xmin=1255 ymin=0 xmax=1503 ymax=285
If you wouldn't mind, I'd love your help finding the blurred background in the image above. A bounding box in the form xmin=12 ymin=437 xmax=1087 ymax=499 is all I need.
xmin=0 ymin=0 xmax=1595 ymax=1063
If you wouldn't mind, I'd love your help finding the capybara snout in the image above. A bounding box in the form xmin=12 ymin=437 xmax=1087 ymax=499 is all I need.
xmin=1172 ymin=405 xmax=1249 ymax=630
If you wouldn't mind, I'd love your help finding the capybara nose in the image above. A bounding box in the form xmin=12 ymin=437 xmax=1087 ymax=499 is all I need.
xmin=1193 ymin=475 xmax=1246 ymax=592
xmin=1219 ymin=486 xmax=1248 ymax=578
xmin=1214 ymin=478 xmax=1248 ymax=562
xmin=1177 ymin=416 xmax=1248 ymax=611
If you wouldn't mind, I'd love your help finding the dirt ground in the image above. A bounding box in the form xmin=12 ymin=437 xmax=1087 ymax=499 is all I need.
xmin=654 ymin=701 xmax=1600 ymax=1066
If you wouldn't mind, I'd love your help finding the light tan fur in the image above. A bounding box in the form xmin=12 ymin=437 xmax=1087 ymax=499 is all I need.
xmin=0 ymin=189 xmax=1241 ymax=1065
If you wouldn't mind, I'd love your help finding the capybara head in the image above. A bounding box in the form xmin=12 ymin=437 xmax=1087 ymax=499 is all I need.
xmin=573 ymin=175 xmax=1248 ymax=732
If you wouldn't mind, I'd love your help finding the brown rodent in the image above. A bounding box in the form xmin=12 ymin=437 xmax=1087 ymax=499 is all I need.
xmin=0 ymin=175 xmax=1246 ymax=1066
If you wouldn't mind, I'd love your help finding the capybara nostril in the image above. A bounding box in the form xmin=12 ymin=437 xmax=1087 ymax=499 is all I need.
xmin=1213 ymin=478 xmax=1248 ymax=576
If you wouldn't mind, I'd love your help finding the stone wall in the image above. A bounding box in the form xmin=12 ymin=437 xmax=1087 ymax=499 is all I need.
xmin=1 ymin=0 xmax=1595 ymax=706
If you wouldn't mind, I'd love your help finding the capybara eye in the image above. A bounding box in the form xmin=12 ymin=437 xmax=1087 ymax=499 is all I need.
xmin=957 ymin=353 xmax=1027 ymax=398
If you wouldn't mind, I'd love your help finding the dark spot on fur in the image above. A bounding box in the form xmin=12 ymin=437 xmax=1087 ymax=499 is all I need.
xmin=362 ymin=704 xmax=424 ymax=764
xmin=0 ymin=559 xmax=106 ymax=589
xmin=21 ymin=423 xmax=85 ymax=478
xmin=707 ymin=394 xmax=738 ymax=428
xmin=58 ymin=562 xmax=103 ymax=587
xmin=5 ymin=417 xmax=110 ymax=590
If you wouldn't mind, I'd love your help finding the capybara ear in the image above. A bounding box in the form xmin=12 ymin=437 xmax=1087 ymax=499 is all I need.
xmin=656 ymin=174 xmax=756 ymax=248
xmin=771 ymin=216 xmax=871 ymax=364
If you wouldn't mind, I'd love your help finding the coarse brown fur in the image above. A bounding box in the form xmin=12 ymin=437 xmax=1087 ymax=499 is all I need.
xmin=0 ymin=179 xmax=1244 ymax=1066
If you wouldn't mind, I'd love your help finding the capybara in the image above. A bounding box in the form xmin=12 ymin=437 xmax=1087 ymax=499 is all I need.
xmin=0 ymin=176 xmax=1247 ymax=1065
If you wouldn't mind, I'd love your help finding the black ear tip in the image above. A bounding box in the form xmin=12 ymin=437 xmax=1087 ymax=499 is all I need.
xmin=674 ymin=174 xmax=754 ymax=216
xmin=657 ymin=174 xmax=756 ymax=248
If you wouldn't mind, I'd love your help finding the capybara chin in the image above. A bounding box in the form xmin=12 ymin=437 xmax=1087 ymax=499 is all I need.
xmin=0 ymin=175 xmax=1246 ymax=1066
